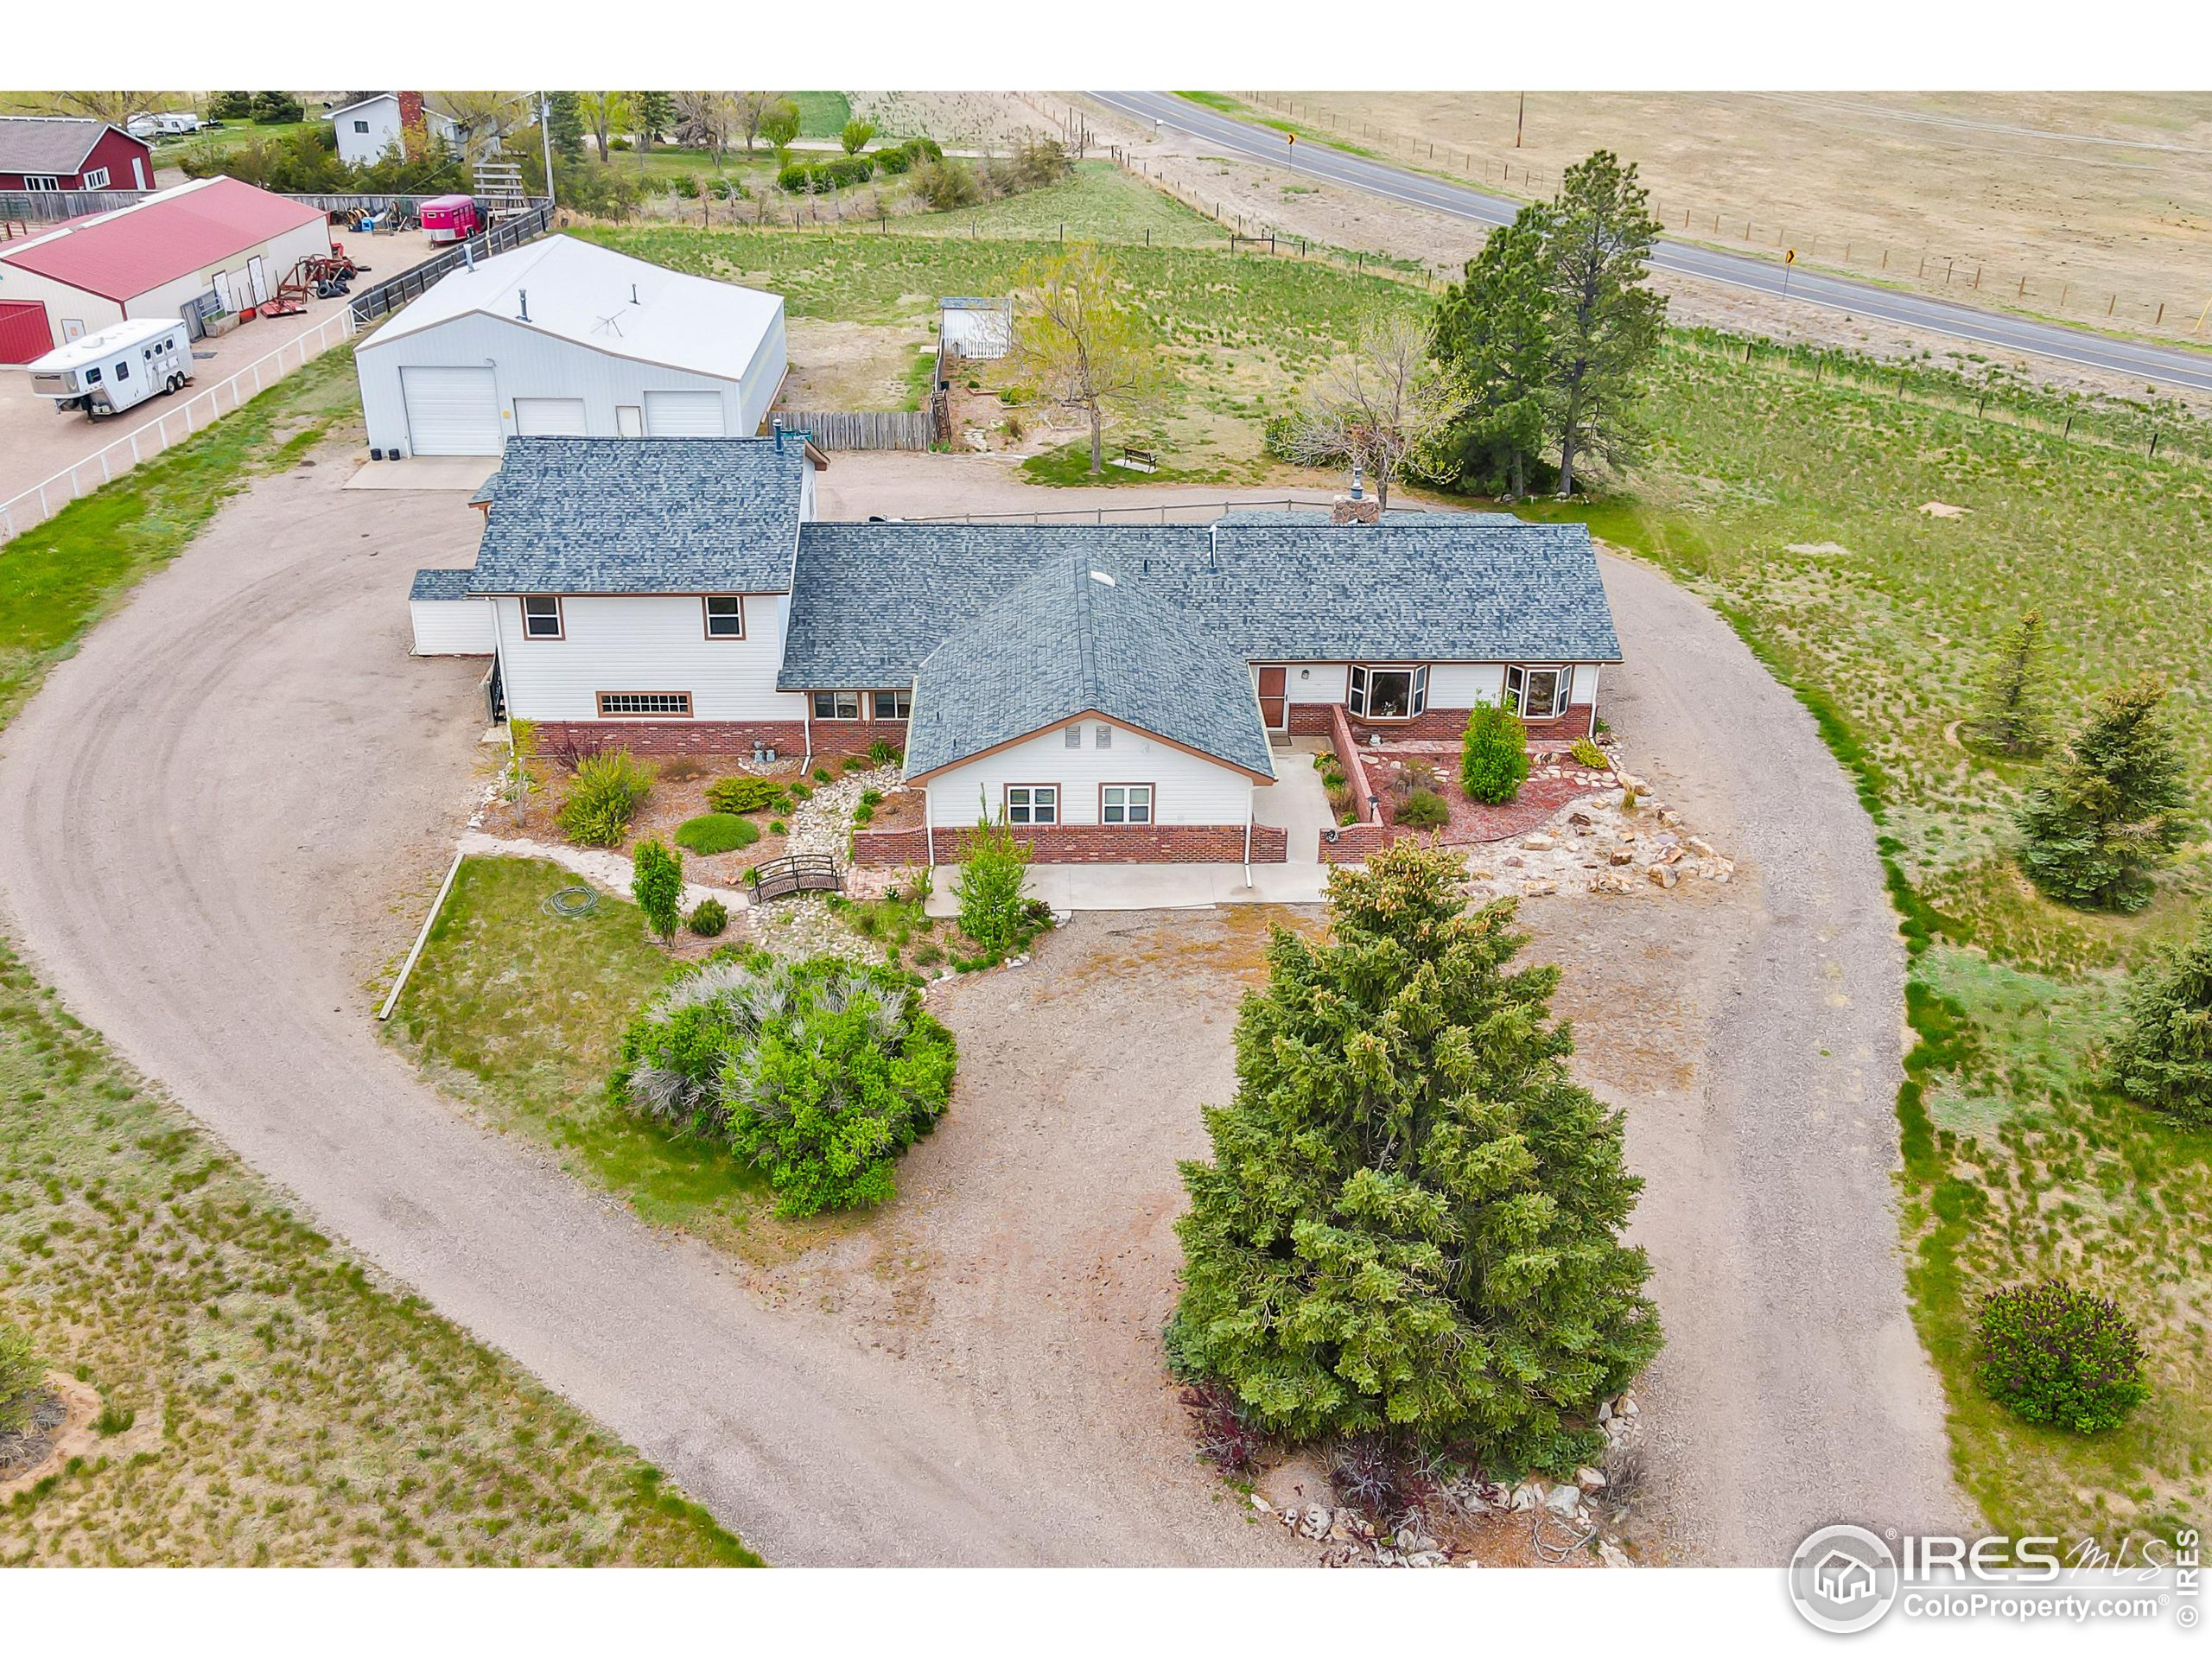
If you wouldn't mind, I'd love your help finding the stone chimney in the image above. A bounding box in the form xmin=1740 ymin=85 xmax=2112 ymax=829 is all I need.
xmin=1331 ymin=462 xmax=1379 ymax=525
xmin=397 ymin=91 xmax=427 ymax=157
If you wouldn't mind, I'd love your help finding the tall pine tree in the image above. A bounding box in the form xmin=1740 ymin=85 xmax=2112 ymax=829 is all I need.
xmin=1963 ymin=609 xmax=2054 ymax=757
xmin=1543 ymin=151 xmax=1665 ymax=496
xmin=1432 ymin=207 xmax=1554 ymax=498
xmin=2107 ymin=909 xmax=2212 ymax=1128
xmin=1169 ymin=841 xmax=1660 ymax=1473
xmin=2017 ymin=677 xmax=2191 ymax=912
xmin=632 ymin=90 xmax=676 ymax=151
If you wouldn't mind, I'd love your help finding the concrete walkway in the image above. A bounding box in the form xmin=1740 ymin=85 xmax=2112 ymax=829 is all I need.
xmin=455 ymin=831 xmax=747 ymax=912
xmin=1253 ymin=743 xmax=1332 ymax=862
xmin=923 ymin=859 xmax=1329 ymax=916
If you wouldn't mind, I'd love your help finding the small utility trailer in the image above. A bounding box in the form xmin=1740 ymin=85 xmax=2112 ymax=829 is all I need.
xmin=24 ymin=317 xmax=194 ymax=419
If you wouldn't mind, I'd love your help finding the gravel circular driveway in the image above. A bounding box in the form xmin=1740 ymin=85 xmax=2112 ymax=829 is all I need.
xmin=0 ymin=452 xmax=1970 ymax=1563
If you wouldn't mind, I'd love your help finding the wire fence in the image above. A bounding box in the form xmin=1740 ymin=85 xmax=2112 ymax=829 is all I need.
xmin=906 ymin=493 xmax=1342 ymax=524
xmin=346 ymin=200 xmax=555 ymax=327
xmin=1230 ymin=92 xmax=2212 ymax=343
xmin=0 ymin=309 xmax=355 ymax=543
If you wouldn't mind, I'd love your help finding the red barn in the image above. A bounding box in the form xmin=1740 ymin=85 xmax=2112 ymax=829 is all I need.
xmin=0 ymin=116 xmax=154 ymax=194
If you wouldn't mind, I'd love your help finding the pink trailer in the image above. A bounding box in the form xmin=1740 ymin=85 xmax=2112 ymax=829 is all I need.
xmin=420 ymin=194 xmax=480 ymax=245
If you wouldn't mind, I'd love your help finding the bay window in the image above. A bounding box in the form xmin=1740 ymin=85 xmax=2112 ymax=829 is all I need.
xmin=1505 ymin=664 xmax=1570 ymax=720
xmin=1348 ymin=664 xmax=1427 ymax=719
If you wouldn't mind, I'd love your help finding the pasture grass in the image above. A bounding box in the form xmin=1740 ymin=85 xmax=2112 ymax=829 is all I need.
xmin=0 ymin=941 xmax=756 ymax=1566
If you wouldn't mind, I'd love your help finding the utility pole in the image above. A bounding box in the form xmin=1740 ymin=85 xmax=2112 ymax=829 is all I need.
xmin=539 ymin=92 xmax=556 ymax=209
xmin=1516 ymin=92 xmax=1525 ymax=149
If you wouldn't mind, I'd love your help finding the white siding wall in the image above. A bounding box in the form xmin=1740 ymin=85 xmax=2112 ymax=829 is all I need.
xmin=1572 ymin=664 xmax=1601 ymax=703
xmin=1429 ymin=663 xmax=1508 ymax=708
xmin=410 ymin=597 xmax=496 ymax=655
xmin=1278 ymin=663 xmax=1350 ymax=703
xmin=492 ymin=593 xmax=808 ymax=723
xmin=357 ymin=308 xmax=787 ymax=456
xmin=126 ymin=218 xmax=333 ymax=321
xmin=333 ymin=97 xmax=404 ymax=167
xmin=923 ymin=719 xmax=1255 ymax=828
xmin=0 ymin=264 xmax=124 ymax=335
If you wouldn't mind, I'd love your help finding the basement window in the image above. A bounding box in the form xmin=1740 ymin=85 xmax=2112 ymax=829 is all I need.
xmin=521 ymin=595 xmax=563 ymax=639
xmin=1349 ymin=664 xmax=1427 ymax=719
xmin=1505 ymin=665 xmax=1570 ymax=721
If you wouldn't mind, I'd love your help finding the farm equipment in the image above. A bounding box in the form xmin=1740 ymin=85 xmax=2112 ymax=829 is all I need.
xmin=275 ymin=252 xmax=363 ymax=306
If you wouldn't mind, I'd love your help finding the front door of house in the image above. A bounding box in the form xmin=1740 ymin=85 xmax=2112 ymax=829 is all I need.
xmin=1257 ymin=665 xmax=1287 ymax=731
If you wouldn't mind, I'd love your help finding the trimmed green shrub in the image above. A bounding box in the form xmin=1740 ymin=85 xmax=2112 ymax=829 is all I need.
xmin=612 ymin=951 xmax=957 ymax=1217
xmin=558 ymin=750 xmax=654 ymax=847
xmin=675 ymin=813 xmax=761 ymax=855
xmin=1167 ymin=842 xmax=1660 ymax=1466
xmin=706 ymin=775 xmax=790 ymax=815
xmin=0 ymin=1319 xmax=42 ymax=1437
xmin=632 ymin=839 xmax=684 ymax=944
xmin=1977 ymin=1281 xmax=2148 ymax=1433
xmin=2106 ymin=913 xmax=2212 ymax=1127
xmin=1460 ymin=702 xmax=1530 ymax=804
xmin=1570 ymin=736 xmax=1610 ymax=770
xmin=687 ymin=898 xmax=729 ymax=938
xmin=1394 ymin=787 xmax=1449 ymax=830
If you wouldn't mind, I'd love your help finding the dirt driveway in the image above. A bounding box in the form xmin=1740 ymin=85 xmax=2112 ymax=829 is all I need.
xmin=0 ymin=227 xmax=438 ymax=512
xmin=0 ymin=446 xmax=1970 ymax=1564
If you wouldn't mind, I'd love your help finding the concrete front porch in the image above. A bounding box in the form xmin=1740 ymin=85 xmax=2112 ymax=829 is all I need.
xmin=921 ymin=860 xmax=1328 ymax=914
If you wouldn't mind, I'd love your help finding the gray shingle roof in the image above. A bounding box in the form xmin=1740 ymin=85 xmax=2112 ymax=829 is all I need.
xmin=409 ymin=567 xmax=474 ymax=601
xmin=465 ymin=437 xmax=810 ymax=596
xmin=905 ymin=558 xmax=1274 ymax=780
xmin=779 ymin=517 xmax=1618 ymax=690
xmin=0 ymin=117 xmax=112 ymax=175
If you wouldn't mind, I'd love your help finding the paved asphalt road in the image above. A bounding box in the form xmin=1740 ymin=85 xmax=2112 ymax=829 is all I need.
xmin=1089 ymin=91 xmax=2212 ymax=396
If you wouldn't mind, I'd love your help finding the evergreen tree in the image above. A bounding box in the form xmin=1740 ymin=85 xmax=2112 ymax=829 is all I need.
xmin=1460 ymin=702 xmax=1530 ymax=804
xmin=1168 ymin=842 xmax=1661 ymax=1472
xmin=2106 ymin=911 xmax=2212 ymax=1127
xmin=631 ymin=838 xmax=684 ymax=944
xmin=1431 ymin=206 xmax=1554 ymax=498
xmin=209 ymin=91 xmax=253 ymax=122
xmin=545 ymin=92 xmax=587 ymax=162
xmin=2016 ymin=677 xmax=2191 ymax=912
xmin=250 ymin=89 xmax=305 ymax=125
xmin=1542 ymin=151 xmax=1665 ymax=495
xmin=632 ymin=90 xmax=677 ymax=151
xmin=1963 ymin=609 xmax=2055 ymax=757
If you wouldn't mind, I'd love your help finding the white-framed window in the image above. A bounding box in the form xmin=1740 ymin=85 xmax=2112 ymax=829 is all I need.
xmin=1094 ymin=723 xmax=1112 ymax=749
xmin=702 ymin=595 xmax=745 ymax=639
xmin=353 ymin=120 xmax=371 ymax=134
xmin=873 ymin=689 xmax=912 ymax=719
xmin=1102 ymin=785 xmax=1153 ymax=824
xmin=520 ymin=595 xmax=563 ymax=639
xmin=596 ymin=691 xmax=691 ymax=717
xmin=1349 ymin=664 xmax=1427 ymax=719
xmin=1505 ymin=664 xmax=1570 ymax=720
xmin=79 ymin=167 xmax=109 ymax=189
xmin=1005 ymin=785 xmax=1058 ymax=825
xmin=22 ymin=175 xmax=60 ymax=192
xmin=812 ymin=690 xmax=860 ymax=720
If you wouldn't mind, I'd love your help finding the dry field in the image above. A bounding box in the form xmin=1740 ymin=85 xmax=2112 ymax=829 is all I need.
xmin=1244 ymin=92 xmax=2212 ymax=340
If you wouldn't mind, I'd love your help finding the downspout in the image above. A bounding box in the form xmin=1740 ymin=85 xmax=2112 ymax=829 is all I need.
xmin=925 ymin=786 xmax=936 ymax=871
xmin=1586 ymin=664 xmax=1603 ymax=740
xmin=1243 ymin=794 xmax=1253 ymax=888
xmin=801 ymin=702 xmax=812 ymax=769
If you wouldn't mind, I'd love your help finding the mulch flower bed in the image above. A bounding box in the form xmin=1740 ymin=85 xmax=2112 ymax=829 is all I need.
xmin=1363 ymin=743 xmax=1620 ymax=847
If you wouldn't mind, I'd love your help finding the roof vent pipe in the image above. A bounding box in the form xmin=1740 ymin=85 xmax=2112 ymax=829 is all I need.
xmin=1350 ymin=462 xmax=1365 ymax=501
xmin=518 ymin=289 xmax=530 ymax=322
xmin=631 ymin=283 xmax=639 ymax=304
xmin=461 ymin=239 xmax=474 ymax=272
xmin=772 ymin=421 xmax=785 ymax=453
xmin=1206 ymin=523 xmax=1218 ymax=573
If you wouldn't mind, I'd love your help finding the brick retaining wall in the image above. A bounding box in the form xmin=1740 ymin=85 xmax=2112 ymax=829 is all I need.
xmin=533 ymin=718 xmax=906 ymax=762
xmin=851 ymin=822 xmax=1289 ymax=868
xmin=1288 ymin=702 xmax=1596 ymax=746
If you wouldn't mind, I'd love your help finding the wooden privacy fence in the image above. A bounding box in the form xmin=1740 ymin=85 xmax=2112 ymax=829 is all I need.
xmin=770 ymin=410 xmax=935 ymax=451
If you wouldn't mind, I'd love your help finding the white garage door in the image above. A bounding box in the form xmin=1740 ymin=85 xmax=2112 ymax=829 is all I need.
xmin=513 ymin=397 xmax=588 ymax=436
xmin=401 ymin=365 xmax=502 ymax=455
xmin=643 ymin=391 xmax=726 ymax=436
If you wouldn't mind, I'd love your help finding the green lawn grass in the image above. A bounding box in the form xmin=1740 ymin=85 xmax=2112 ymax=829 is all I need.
xmin=895 ymin=161 xmax=1225 ymax=247
xmin=390 ymin=857 xmax=782 ymax=1250
xmin=0 ymin=353 xmax=753 ymax=1565
xmin=790 ymin=92 xmax=854 ymax=140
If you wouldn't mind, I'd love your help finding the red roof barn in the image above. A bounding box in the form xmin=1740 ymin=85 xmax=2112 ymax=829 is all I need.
xmin=0 ymin=116 xmax=152 ymax=194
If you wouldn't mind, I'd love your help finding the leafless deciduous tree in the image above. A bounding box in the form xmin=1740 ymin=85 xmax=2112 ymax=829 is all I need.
xmin=674 ymin=92 xmax=736 ymax=161
xmin=1284 ymin=308 xmax=1468 ymax=510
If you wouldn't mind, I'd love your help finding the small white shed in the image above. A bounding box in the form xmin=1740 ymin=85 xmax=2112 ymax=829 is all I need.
xmin=354 ymin=236 xmax=789 ymax=459
xmin=938 ymin=296 xmax=1012 ymax=359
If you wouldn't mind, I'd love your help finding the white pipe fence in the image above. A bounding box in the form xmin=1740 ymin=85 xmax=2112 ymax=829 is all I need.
xmin=0 ymin=307 xmax=355 ymax=543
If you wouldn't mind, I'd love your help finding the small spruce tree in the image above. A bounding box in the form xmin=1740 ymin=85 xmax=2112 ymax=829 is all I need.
xmin=1460 ymin=702 xmax=1530 ymax=804
xmin=2106 ymin=910 xmax=2212 ymax=1127
xmin=1168 ymin=841 xmax=1661 ymax=1472
xmin=632 ymin=838 xmax=684 ymax=944
xmin=1963 ymin=609 xmax=2054 ymax=757
xmin=2016 ymin=677 xmax=2191 ymax=912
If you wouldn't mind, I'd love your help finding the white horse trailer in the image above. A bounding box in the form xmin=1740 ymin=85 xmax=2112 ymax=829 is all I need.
xmin=23 ymin=317 xmax=194 ymax=418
